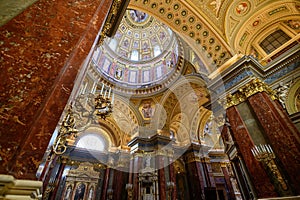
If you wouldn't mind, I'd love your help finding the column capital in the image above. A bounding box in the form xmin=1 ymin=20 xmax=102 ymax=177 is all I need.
xmin=224 ymin=78 xmax=278 ymax=108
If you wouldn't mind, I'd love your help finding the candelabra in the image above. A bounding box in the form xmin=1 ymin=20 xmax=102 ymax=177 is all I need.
xmin=126 ymin=184 xmax=133 ymax=200
xmin=107 ymin=189 xmax=113 ymax=200
xmin=53 ymin=106 xmax=78 ymax=155
xmin=94 ymin=86 xmax=114 ymax=119
xmin=167 ymin=181 xmax=175 ymax=200
xmin=251 ymin=144 xmax=288 ymax=190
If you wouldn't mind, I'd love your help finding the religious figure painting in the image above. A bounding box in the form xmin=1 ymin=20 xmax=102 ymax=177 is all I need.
xmin=141 ymin=100 xmax=154 ymax=119
xmin=63 ymin=185 xmax=72 ymax=200
xmin=129 ymin=10 xmax=148 ymax=23
xmin=87 ymin=186 xmax=94 ymax=200
xmin=74 ymin=183 xmax=86 ymax=200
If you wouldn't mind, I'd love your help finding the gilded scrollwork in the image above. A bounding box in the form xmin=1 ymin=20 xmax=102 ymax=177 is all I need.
xmin=53 ymin=106 xmax=78 ymax=155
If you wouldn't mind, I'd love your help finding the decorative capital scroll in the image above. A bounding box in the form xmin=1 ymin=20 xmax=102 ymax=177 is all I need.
xmin=225 ymin=78 xmax=278 ymax=108
xmin=97 ymin=0 xmax=130 ymax=45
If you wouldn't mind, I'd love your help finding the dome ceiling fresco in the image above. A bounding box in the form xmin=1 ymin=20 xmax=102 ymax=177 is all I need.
xmin=92 ymin=9 xmax=184 ymax=89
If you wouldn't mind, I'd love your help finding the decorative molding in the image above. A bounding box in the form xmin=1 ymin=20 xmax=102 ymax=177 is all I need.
xmin=0 ymin=174 xmax=42 ymax=199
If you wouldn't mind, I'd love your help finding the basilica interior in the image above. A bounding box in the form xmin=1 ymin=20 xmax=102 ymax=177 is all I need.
xmin=0 ymin=0 xmax=300 ymax=200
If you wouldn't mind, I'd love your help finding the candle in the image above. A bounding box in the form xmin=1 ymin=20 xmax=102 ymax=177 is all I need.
xmin=65 ymin=113 xmax=70 ymax=122
xmin=108 ymin=87 xmax=111 ymax=98
xmin=82 ymin=82 xmax=88 ymax=94
xmin=91 ymin=82 xmax=96 ymax=94
xmin=100 ymin=83 xmax=104 ymax=94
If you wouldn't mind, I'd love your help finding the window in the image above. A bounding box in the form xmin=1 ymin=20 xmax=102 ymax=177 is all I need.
xmin=154 ymin=45 xmax=161 ymax=57
xmin=76 ymin=134 xmax=106 ymax=151
xmin=259 ymin=30 xmax=291 ymax=54
xmin=131 ymin=50 xmax=139 ymax=61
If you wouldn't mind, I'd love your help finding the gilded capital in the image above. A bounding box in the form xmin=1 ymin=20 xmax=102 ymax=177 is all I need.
xmin=225 ymin=78 xmax=278 ymax=108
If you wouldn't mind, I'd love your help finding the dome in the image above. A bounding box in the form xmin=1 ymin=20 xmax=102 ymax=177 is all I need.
xmin=91 ymin=9 xmax=184 ymax=93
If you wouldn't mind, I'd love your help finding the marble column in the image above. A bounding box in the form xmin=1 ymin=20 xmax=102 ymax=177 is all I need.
xmin=157 ymin=154 xmax=166 ymax=200
xmin=0 ymin=0 xmax=112 ymax=179
xmin=248 ymin=92 xmax=300 ymax=193
xmin=220 ymin=163 xmax=236 ymax=200
xmin=50 ymin=157 xmax=67 ymax=200
xmin=169 ymin=159 xmax=177 ymax=200
xmin=226 ymin=106 xmax=277 ymax=198
xmin=101 ymin=167 xmax=110 ymax=200
xmin=113 ymin=168 xmax=128 ymax=200
xmin=42 ymin=155 xmax=59 ymax=193
xmin=39 ymin=153 xmax=54 ymax=183
xmin=186 ymin=157 xmax=205 ymax=199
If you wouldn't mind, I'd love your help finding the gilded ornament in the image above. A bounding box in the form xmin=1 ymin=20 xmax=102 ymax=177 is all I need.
xmin=53 ymin=106 xmax=78 ymax=155
xmin=173 ymin=4 xmax=180 ymax=10
xmin=225 ymin=79 xmax=279 ymax=108
xmin=98 ymin=0 xmax=129 ymax=45
xmin=151 ymin=3 xmax=157 ymax=8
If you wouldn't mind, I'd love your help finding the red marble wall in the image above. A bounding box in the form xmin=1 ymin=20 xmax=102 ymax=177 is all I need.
xmin=226 ymin=106 xmax=277 ymax=198
xmin=0 ymin=0 xmax=112 ymax=179
xmin=248 ymin=92 xmax=300 ymax=193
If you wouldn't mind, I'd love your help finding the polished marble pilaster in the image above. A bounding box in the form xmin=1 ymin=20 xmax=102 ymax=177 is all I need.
xmin=221 ymin=163 xmax=236 ymax=200
xmin=248 ymin=92 xmax=300 ymax=194
xmin=226 ymin=106 xmax=277 ymax=198
xmin=183 ymin=145 xmax=205 ymax=199
xmin=101 ymin=167 xmax=110 ymax=200
xmin=169 ymin=159 xmax=177 ymax=200
xmin=0 ymin=0 xmax=112 ymax=179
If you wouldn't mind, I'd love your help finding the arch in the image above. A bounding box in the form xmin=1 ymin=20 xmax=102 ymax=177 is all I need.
xmin=170 ymin=113 xmax=190 ymax=145
xmin=157 ymin=74 xmax=209 ymax=130
xmin=225 ymin=0 xmax=300 ymax=54
xmin=286 ymin=77 xmax=300 ymax=114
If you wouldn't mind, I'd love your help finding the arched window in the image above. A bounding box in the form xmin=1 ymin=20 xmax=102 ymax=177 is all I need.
xmin=154 ymin=45 xmax=161 ymax=57
xmin=131 ymin=50 xmax=139 ymax=61
xmin=76 ymin=134 xmax=107 ymax=151
xmin=109 ymin=39 xmax=118 ymax=51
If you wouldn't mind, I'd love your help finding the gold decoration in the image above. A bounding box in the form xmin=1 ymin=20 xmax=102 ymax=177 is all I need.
xmin=98 ymin=0 xmax=130 ymax=45
xmin=252 ymin=144 xmax=288 ymax=190
xmin=53 ymin=106 xmax=78 ymax=155
xmin=184 ymin=152 xmax=201 ymax=163
xmin=94 ymin=92 xmax=113 ymax=119
xmin=225 ymin=78 xmax=278 ymax=108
